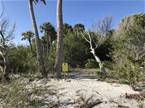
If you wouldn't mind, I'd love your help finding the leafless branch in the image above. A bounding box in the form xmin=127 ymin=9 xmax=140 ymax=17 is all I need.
xmin=95 ymin=16 xmax=112 ymax=37
xmin=81 ymin=31 xmax=94 ymax=50
xmin=6 ymin=23 xmax=15 ymax=40
xmin=81 ymin=32 xmax=90 ymax=43
xmin=0 ymin=9 xmax=4 ymax=19
xmin=0 ymin=0 xmax=5 ymax=19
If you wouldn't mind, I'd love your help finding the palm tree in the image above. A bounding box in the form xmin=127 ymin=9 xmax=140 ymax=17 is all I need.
xmin=22 ymin=31 xmax=34 ymax=52
xmin=28 ymin=0 xmax=47 ymax=77
xmin=63 ymin=23 xmax=73 ymax=35
xmin=54 ymin=0 xmax=63 ymax=79
xmin=40 ymin=22 xmax=56 ymax=53
xmin=41 ymin=36 xmax=47 ymax=54
xmin=73 ymin=23 xmax=85 ymax=32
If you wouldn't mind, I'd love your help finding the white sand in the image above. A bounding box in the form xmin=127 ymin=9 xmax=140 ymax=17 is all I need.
xmin=28 ymin=79 xmax=144 ymax=108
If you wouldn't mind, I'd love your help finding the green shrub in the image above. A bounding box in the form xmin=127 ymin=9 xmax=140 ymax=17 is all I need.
xmin=8 ymin=46 xmax=37 ymax=74
xmin=85 ymin=59 xmax=99 ymax=68
xmin=109 ymin=60 xmax=145 ymax=84
xmin=45 ymin=43 xmax=56 ymax=72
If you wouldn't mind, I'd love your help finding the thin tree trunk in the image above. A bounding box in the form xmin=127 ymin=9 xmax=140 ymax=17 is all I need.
xmin=48 ymin=34 xmax=51 ymax=47
xmin=54 ymin=0 xmax=63 ymax=79
xmin=28 ymin=0 xmax=47 ymax=78
xmin=28 ymin=38 xmax=33 ymax=53
xmin=46 ymin=33 xmax=49 ymax=53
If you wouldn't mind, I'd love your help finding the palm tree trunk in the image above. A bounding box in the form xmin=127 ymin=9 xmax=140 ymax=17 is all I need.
xmin=54 ymin=0 xmax=63 ymax=79
xmin=28 ymin=0 xmax=47 ymax=78
xmin=28 ymin=38 xmax=33 ymax=53
xmin=46 ymin=33 xmax=49 ymax=53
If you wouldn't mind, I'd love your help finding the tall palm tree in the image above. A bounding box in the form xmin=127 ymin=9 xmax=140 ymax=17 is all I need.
xmin=54 ymin=0 xmax=63 ymax=79
xmin=28 ymin=0 xmax=47 ymax=77
xmin=22 ymin=31 xmax=34 ymax=52
xmin=40 ymin=22 xmax=56 ymax=52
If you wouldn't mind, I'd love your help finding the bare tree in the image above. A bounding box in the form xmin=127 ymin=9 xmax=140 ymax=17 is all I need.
xmin=82 ymin=16 xmax=112 ymax=77
xmin=0 ymin=18 xmax=15 ymax=82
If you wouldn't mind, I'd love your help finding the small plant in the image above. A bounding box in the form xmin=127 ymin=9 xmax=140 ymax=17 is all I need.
xmin=85 ymin=59 xmax=99 ymax=68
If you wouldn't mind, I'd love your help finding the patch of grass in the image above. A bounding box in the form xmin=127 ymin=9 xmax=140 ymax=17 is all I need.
xmin=0 ymin=77 xmax=50 ymax=108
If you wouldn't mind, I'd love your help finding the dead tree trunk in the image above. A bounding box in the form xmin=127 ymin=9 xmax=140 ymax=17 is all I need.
xmin=82 ymin=32 xmax=107 ymax=77
xmin=0 ymin=31 xmax=10 ymax=82
xmin=0 ymin=47 xmax=9 ymax=82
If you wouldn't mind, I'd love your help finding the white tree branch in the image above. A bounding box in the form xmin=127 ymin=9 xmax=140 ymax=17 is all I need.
xmin=81 ymin=31 xmax=102 ymax=69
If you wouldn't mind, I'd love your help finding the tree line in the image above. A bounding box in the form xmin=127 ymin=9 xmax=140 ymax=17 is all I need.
xmin=0 ymin=0 xmax=145 ymax=84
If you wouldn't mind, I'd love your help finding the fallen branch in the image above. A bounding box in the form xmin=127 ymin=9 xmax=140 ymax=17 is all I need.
xmin=125 ymin=91 xmax=145 ymax=100
xmin=80 ymin=99 xmax=103 ymax=108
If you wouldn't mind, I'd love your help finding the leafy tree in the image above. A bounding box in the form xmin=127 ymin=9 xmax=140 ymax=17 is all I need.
xmin=110 ymin=13 xmax=145 ymax=83
xmin=112 ymin=13 xmax=145 ymax=64
xmin=40 ymin=22 xmax=56 ymax=53
xmin=63 ymin=22 xmax=113 ymax=68
xmin=21 ymin=31 xmax=34 ymax=52
xmin=63 ymin=23 xmax=73 ymax=35
xmin=64 ymin=31 xmax=90 ymax=67
xmin=74 ymin=23 xmax=85 ymax=32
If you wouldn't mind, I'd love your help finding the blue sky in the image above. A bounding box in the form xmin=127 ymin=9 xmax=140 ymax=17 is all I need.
xmin=0 ymin=0 xmax=144 ymax=45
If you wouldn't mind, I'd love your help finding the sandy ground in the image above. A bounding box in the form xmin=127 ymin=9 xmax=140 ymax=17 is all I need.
xmin=26 ymin=78 xmax=145 ymax=108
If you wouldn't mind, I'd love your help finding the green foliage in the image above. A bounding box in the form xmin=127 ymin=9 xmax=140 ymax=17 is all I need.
xmin=40 ymin=22 xmax=57 ymax=61
xmin=64 ymin=31 xmax=91 ymax=67
xmin=109 ymin=13 xmax=145 ymax=84
xmin=4 ymin=13 xmax=145 ymax=84
xmin=40 ymin=22 xmax=56 ymax=43
xmin=63 ymin=23 xmax=73 ymax=35
xmin=85 ymin=59 xmax=98 ymax=68
xmin=8 ymin=46 xmax=37 ymax=74
xmin=110 ymin=60 xmax=144 ymax=84
xmin=21 ymin=31 xmax=34 ymax=52
xmin=73 ymin=23 xmax=85 ymax=32
xmin=21 ymin=31 xmax=34 ymax=41
xmin=95 ymin=32 xmax=113 ymax=61
xmin=46 ymin=41 xmax=56 ymax=71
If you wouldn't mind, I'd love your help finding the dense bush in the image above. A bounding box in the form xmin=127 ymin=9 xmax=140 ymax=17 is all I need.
xmin=85 ymin=59 xmax=99 ymax=68
xmin=63 ymin=31 xmax=91 ymax=67
xmin=45 ymin=41 xmax=56 ymax=71
xmin=8 ymin=46 xmax=37 ymax=74
xmin=109 ymin=60 xmax=144 ymax=84
xmin=108 ymin=13 xmax=145 ymax=84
